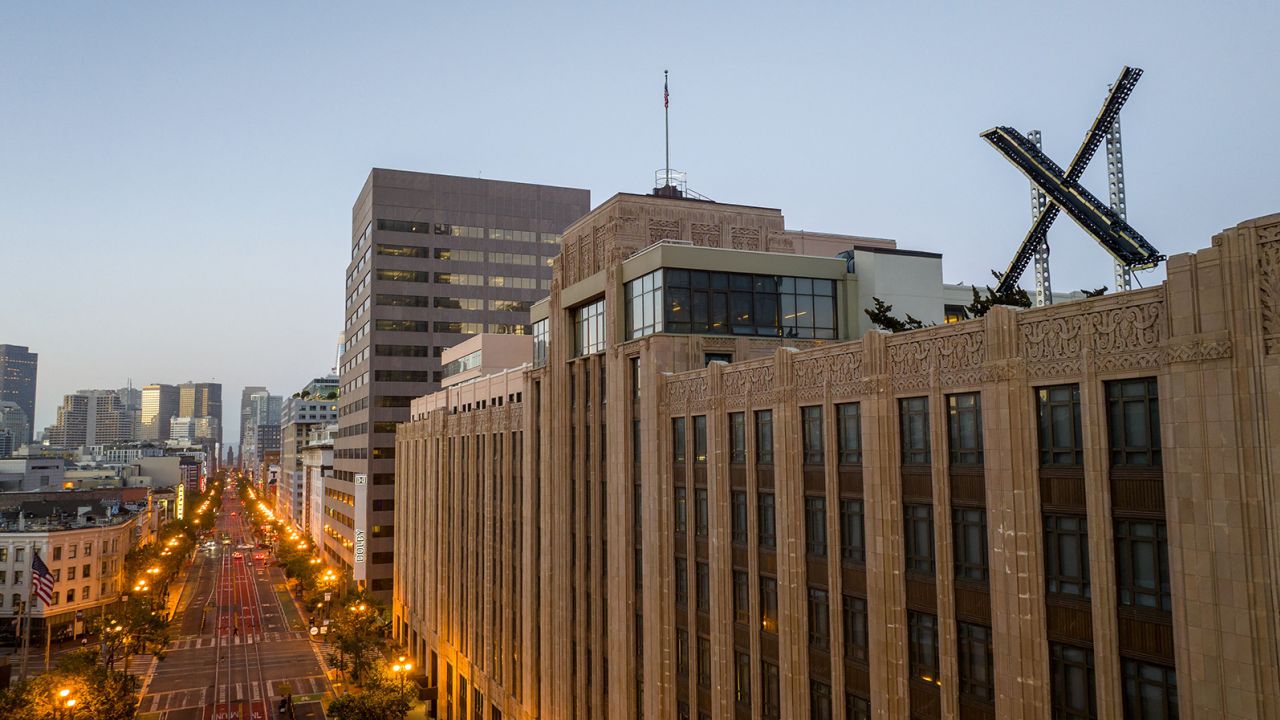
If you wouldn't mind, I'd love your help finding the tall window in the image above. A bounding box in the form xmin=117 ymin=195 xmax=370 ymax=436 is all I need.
xmin=947 ymin=393 xmax=984 ymax=466
xmin=957 ymin=622 xmax=994 ymax=702
xmin=1044 ymin=514 xmax=1091 ymax=599
xmin=731 ymin=491 xmax=748 ymax=545
xmin=900 ymin=397 xmax=931 ymax=465
xmin=837 ymin=402 xmax=862 ymax=464
xmin=1038 ymin=384 xmax=1083 ymax=466
xmin=846 ymin=695 xmax=871 ymax=720
xmin=952 ymin=506 xmax=989 ymax=583
xmin=1106 ymin=378 xmax=1162 ymax=466
xmin=1050 ymin=643 xmax=1096 ymax=720
xmin=697 ymin=636 xmax=711 ymax=688
xmin=802 ymin=405 xmax=824 ymax=465
xmin=843 ymin=594 xmax=868 ymax=663
xmin=694 ymin=488 xmax=709 ymax=537
xmin=840 ymin=499 xmax=865 ymax=565
xmin=805 ymin=495 xmax=828 ymax=557
xmin=810 ymin=680 xmax=832 ymax=720
xmin=734 ymin=650 xmax=751 ymax=707
xmin=693 ymin=415 xmax=708 ymax=463
xmin=696 ymin=562 xmax=710 ymax=613
xmin=759 ymin=492 xmax=776 ymax=550
xmin=1115 ymin=519 xmax=1171 ymax=611
xmin=808 ymin=586 xmax=830 ymax=650
xmin=676 ymin=629 xmax=689 ymax=675
xmin=904 ymin=503 xmax=935 ymax=576
xmin=755 ymin=410 xmax=774 ymax=464
xmin=729 ymin=412 xmax=746 ymax=463
xmin=761 ymin=660 xmax=781 ymax=720
xmin=760 ymin=576 xmax=778 ymax=634
xmin=733 ymin=570 xmax=749 ymax=625
xmin=674 ymin=557 xmax=688 ymax=607
xmin=624 ymin=269 xmax=665 ymax=339
xmin=908 ymin=611 xmax=940 ymax=684
xmin=574 ymin=298 xmax=606 ymax=356
xmin=672 ymin=418 xmax=686 ymax=463
xmin=1122 ymin=659 xmax=1178 ymax=720
xmin=674 ymin=487 xmax=687 ymax=534
xmin=532 ymin=319 xmax=549 ymax=367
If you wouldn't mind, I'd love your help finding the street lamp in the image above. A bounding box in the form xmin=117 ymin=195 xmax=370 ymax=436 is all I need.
xmin=391 ymin=657 xmax=412 ymax=691
xmin=56 ymin=688 xmax=76 ymax=719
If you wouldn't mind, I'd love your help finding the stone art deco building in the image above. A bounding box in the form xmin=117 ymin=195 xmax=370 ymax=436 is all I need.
xmin=393 ymin=195 xmax=1280 ymax=720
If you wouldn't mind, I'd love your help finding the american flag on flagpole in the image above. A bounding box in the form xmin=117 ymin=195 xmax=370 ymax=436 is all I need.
xmin=664 ymin=75 xmax=669 ymax=109
xmin=31 ymin=553 xmax=54 ymax=606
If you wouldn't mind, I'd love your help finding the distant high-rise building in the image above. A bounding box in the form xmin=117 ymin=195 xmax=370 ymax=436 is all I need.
xmin=177 ymin=382 xmax=222 ymax=446
xmin=0 ymin=345 xmax=37 ymax=443
xmin=139 ymin=384 xmax=179 ymax=441
xmin=333 ymin=169 xmax=589 ymax=597
xmin=242 ymin=390 xmax=282 ymax=473
xmin=44 ymin=389 xmax=134 ymax=447
xmin=117 ymin=384 xmax=141 ymax=435
xmin=0 ymin=401 xmax=31 ymax=456
xmin=239 ymin=385 xmax=267 ymax=454
xmin=169 ymin=416 xmax=220 ymax=445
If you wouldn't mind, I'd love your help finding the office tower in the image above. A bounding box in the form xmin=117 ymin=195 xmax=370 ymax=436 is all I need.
xmin=0 ymin=401 xmax=31 ymax=456
xmin=390 ymin=199 xmax=1280 ymax=720
xmin=177 ymin=381 xmax=222 ymax=446
xmin=242 ymin=390 xmax=282 ymax=472
xmin=240 ymin=385 xmax=267 ymax=455
xmin=0 ymin=345 xmax=37 ymax=443
xmin=170 ymin=416 xmax=220 ymax=444
xmin=281 ymin=376 xmax=338 ymax=528
xmin=139 ymin=384 xmax=179 ymax=441
xmin=332 ymin=169 xmax=589 ymax=596
xmin=44 ymin=389 xmax=133 ymax=447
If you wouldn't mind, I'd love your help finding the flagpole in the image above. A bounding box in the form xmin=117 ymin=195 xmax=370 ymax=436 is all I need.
xmin=43 ymin=613 xmax=52 ymax=672
xmin=18 ymin=564 xmax=34 ymax=682
xmin=664 ymin=69 xmax=670 ymax=187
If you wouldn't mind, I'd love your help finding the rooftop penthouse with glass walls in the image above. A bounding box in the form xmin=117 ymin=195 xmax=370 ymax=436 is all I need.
xmin=528 ymin=192 xmax=947 ymax=372
xmin=624 ymin=267 xmax=838 ymax=340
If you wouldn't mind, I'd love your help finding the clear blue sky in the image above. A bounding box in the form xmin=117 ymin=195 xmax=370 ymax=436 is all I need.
xmin=2 ymin=2 xmax=1277 ymax=439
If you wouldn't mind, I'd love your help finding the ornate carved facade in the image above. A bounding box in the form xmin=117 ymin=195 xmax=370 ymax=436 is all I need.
xmin=394 ymin=209 xmax=1280 ymax=720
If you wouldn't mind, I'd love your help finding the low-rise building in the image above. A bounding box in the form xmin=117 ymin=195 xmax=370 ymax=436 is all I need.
xmin=0 ymin=494 xmax=138 ymax=643
xmin=0 ymin=458 xmax=65 ymax=492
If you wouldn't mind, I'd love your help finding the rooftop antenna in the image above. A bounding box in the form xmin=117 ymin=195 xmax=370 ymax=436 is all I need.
xmin=665 ymin=69 xmax=670 ymax=187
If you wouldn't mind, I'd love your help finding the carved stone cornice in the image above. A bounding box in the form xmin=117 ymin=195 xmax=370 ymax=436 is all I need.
xmin=1164 ymin=336 xmax=1234 ymax=364
xmin=1258 ymin=224 xmax=1280 ymax=355
xmin=1020 ymin=294 xmax=1166 ymax=376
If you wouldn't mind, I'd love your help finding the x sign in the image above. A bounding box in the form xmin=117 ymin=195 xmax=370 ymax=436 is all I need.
xmin=984 ymin=67 xmax=1163 ymax=294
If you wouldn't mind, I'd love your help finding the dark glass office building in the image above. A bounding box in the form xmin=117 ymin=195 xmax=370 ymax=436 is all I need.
xmin=0 ymin=345 xmax=38 ymax=443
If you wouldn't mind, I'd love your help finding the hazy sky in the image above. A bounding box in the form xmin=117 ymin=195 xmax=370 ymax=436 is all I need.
xmin=2 ymin=2 xmax=1277 ymax=441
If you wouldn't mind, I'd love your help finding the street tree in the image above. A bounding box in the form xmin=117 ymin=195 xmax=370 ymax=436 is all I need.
xmin=327 ymin=602 xmax=385 ymax=683
xmin=325 ymin=669 xmax=414 ymax=720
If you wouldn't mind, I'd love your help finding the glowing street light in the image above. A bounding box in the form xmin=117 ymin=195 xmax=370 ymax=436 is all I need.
xmin=391 ymin=656 xmax=413 ymax=690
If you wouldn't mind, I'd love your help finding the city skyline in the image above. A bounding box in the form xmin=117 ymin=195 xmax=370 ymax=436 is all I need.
xmin=3 ymin=2 xmax=1278 ymax=433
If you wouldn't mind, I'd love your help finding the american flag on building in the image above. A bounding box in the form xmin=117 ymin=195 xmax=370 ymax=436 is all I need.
xmin=31 ymin=553 xmax=54 ymax=606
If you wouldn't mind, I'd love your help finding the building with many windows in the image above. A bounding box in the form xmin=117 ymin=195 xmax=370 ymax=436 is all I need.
xmin=139 ymin=384 xmax=179 ymax=441
xmin=0 ymin=495 xmax=137 ymax=645
xmin=281 ymin=377 xmax=338 ymax=529
xmin=393 ymin=195 xmax=1280 ymax=720
xmin=43 ymin=389 xmax=135 ymax=447
xmin=334 ymin=169 xmax=589 ymax=596
xmin=0 ymin=345 xmax=37 ymax=445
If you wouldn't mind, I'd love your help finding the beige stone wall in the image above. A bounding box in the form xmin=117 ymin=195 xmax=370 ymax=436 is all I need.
xmin=394 ymin=212 xmax=1280 ymax=720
